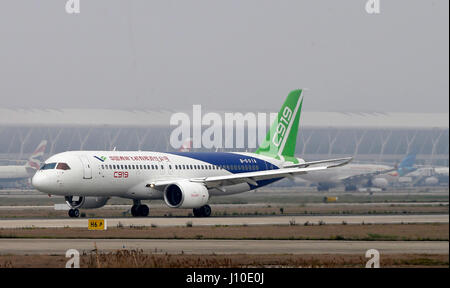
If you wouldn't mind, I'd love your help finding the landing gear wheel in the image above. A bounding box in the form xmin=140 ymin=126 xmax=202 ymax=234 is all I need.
xmin=131 ymin=204 xmax=149 ymax=217
xmin=131 ymin=205 xmax=139 ymax=217
xmin=68 ymin=208 xmax=80 ymax=218
xmin=137 ymin=205 xmax=149 ymax=217
xmin=193 ymin=205 xmax=212 ymax=217
xmin=193 ymin=208 xmax=201 ymax=217
xmin=201 ymin=205 xmax=211 ymax=217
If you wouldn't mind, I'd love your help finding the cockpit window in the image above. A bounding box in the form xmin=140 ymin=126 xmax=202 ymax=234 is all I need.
xmin=56 ymin=163 xmax=71 ymax=170
xmin=40 ymin=163 xmax=57 ymax=170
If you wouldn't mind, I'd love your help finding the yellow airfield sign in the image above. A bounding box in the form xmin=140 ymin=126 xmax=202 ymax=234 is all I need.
xmin=88 ymin=219 xmax=107 ymax=230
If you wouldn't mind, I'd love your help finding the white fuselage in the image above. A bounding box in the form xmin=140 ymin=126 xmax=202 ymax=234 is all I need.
xmin=0 ymin=165 xmax=32 ymax=181
xmin=409 ymin=166 xmax=449 ymax=177
xmin=32 ymin=151 xmax=287 ymax=200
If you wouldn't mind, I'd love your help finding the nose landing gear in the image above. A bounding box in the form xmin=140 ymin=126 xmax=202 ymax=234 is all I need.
xmin=68 ymin=208 xmax=80 ymax=218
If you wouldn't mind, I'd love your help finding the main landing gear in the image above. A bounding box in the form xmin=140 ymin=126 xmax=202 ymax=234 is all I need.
xmin=68 ymin=208 xmax=80 ymax=218
xmin=131 ymin=200 xmax=149 ymax=217
xmin=193 ymin=205 xmax=211 ymax=217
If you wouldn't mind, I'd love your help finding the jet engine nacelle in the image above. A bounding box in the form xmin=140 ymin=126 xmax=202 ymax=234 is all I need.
xmin=372 ymin=177 xmax=388 ymax=189
xmin=164 ymin=181 xmax=209 ymax=209
xmin=65 ymin=196 xmax=109 ymax=209
xmin=424 ymin=176 xmax=439 ymax=186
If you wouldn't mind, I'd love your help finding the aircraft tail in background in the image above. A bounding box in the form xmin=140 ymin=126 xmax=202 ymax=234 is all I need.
xmin=396 ymin=153 xmax=417 ymax=176
xmin=179 ymin=138 xmax=193 ymax=152
xmin=25 ymin=140 xmax=47 ymax=170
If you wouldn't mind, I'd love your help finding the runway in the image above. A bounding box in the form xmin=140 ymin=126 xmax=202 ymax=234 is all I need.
xmin=0 ymin=239 xmax=447 ymax=255
xmin=0 ymin=214 xmax=447 ymax=229
xmin=0 ymin=201 xmax=448 ymax=210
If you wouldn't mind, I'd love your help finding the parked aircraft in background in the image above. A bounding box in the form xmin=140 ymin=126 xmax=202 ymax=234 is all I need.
xmin=399 ymin=165 xmax=449 ymax=186
xmin=298 ymin=153 xmax=417 ymax=191
xmin=0 ymin=140 xmax=47 ymax=188
xmin=32 ymin=90 xmax=351 ymax=218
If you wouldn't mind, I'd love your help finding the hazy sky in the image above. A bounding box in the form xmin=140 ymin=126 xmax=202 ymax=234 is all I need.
xmin=0 ymin=0 xmax=448 ymax=112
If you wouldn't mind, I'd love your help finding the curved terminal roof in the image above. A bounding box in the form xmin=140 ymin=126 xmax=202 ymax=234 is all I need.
xmin=0 ymin=108 xmax=448 ymax=129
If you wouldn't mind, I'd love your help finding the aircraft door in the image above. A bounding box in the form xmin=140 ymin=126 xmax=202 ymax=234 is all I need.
xmin=79 ymin=155 xmax=93 ymax=179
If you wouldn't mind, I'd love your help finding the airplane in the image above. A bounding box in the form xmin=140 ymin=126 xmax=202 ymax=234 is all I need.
xmin=0 ymin=140 xmax=47 ymax=187
xmin=32 ymin=90 xmax=352 ymax=218
xmin=399 ymin=165 xmax=449 ymax=186
xmin=298 ymin=153 xmax=417 ymax=191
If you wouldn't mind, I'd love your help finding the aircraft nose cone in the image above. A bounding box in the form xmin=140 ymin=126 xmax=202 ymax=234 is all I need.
xmin=32 ymin=173 xmax=49 ymax=191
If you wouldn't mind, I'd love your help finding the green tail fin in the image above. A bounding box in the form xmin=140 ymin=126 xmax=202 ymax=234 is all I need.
xmin=255 ymin=89 xmax=303 ymax=163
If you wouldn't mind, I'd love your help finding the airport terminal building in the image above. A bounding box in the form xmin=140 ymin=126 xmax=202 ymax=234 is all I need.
xmin=0 ymin=108 xmax=448 ymax=167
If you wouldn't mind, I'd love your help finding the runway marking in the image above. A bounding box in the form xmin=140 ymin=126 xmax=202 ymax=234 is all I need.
xmin=0 ymin=239 xmax=447 ymax=255
xmin=0 ymin=202 xmax=448 ymax=210
xmin=0 ymin=214 xmax=448 ymax=229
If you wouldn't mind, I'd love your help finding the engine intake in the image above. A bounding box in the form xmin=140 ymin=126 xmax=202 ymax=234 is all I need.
xmin=164 ymin=181 xmax=209 ymax=209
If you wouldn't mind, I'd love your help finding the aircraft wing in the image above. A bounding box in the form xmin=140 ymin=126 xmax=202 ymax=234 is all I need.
xmin=147 ymin=157 xmax=352 ymax=190
xmin=340 ymin=168 xmax=397 ymax=185
xmin=283 ymin=157 xmax=352 ymax=169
